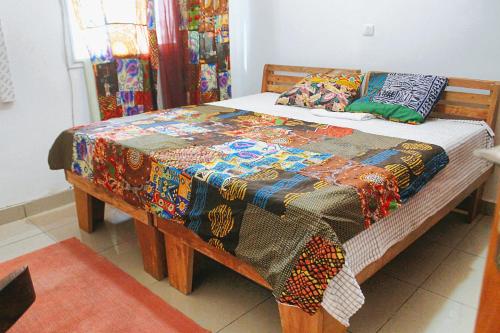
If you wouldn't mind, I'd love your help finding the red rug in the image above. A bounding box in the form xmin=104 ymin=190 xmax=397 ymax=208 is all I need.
xmin=0 ymin=238 xmax=209 ymax=333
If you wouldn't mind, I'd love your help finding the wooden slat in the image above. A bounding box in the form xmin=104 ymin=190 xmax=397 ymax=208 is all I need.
xmin=488 ymin=84 xmax=500 ymax=126
xmin=267 ymin=64 xmax=336 ymax=74
xmin=267 ymin=74 xmax=305 ymax=85
xmin=434 ymin=103 xmax=490 ymax=120
xmin=267 ymin=84 xmax=293 ymax=94
xmin=441 ymin=91 xmax=491 ymax=105
xmin=65 ymin=171 xmax=149 ymax=223
xmin=448 ymin=77 xmax=494 ymax=90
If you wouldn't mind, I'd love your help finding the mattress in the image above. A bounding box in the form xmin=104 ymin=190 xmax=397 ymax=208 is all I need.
xmin=211 ymin=92 xmax=494 ymax=325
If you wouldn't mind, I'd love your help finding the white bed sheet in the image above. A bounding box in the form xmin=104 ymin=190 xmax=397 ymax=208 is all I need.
xmin=212 ymin=92 xmax=492 ymax=151
xmin=210 ymin=93 xmax=493 ymax=325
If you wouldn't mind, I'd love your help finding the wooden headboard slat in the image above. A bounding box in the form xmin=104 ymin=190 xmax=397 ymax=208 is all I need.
xmin=266 ymin=64 xmax=344 ymax=74
xmin=261 ymin=64 xmax=361 ymax=94
xmin=267 ymin=84 xmax=294 ymax=94
xmin=447 ymin=78 xmax=494 ymax=90
xmin=439 ymin=78 xmax=500 ymax=126
xmin=267 ymin=74 xmax=306 ymax=85
xmin=261 ymin=65 xmax=500 ymax=127
xmin=441 ymin=91 xmax=491 ymax=106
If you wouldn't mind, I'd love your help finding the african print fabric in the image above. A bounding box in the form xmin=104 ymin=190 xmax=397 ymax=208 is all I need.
xmin=71 ymin=0 xmax=159 ymax=120
xmin=49 ymin=105 xmax=449 ymax=315
xmin=346 ymin=72 xmax=447 ymax=124
xmin=276 ymin=73 xmax=364 ymax=112
xmin=180 ymin=0 xmax=231 ymax=104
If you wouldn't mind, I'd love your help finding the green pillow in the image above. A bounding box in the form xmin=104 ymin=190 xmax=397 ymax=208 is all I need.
xmin=346 ymin=73 xmax=448 ymax=124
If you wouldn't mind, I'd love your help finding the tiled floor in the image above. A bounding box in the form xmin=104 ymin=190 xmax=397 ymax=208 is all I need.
xmin=0 ymin=205 xmax=491 ymax=333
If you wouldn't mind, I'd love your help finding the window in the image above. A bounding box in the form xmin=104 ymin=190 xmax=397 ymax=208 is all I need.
xmin=60 ymin=0 xmax=158 ymax=63
xmin=62 ymin=0 xmax=89 ymax=62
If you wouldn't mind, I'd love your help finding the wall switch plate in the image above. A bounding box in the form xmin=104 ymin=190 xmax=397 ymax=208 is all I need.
xmin=363 ymin=24 xmax=375 ymax=37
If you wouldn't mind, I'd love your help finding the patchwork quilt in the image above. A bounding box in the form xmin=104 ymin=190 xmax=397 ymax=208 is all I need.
xmin=49 ymin=105 xmax=449 ymax=315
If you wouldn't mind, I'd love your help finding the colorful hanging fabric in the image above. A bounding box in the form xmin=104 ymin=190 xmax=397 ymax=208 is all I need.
xmin=179 ymin=0 xmax=231 ymax=104
xmin=72 ymin=0 xmax=159 ymax=120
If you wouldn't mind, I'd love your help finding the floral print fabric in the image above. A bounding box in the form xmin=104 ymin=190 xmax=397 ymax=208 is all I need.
xmin=276 ymin=73 xmax=364 ymax=112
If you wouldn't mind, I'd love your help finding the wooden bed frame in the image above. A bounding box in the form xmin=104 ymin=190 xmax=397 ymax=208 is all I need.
xmin=67 ymin=65 xmax=500 ymax=333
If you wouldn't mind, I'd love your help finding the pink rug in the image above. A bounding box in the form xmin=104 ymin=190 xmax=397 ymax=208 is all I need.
xmin=0 ymin=238 xmax=209 ymax=333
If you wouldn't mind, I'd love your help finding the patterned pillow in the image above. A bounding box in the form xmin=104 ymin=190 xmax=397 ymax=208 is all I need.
xmin=276 ymin=73 xmax=364 ymax=112
xmin=345 ymin=72 xmax=448 ymax=124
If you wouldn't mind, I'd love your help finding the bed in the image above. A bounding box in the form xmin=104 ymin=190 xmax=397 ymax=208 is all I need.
xmin=49 ymin=65 xmax=500 ymax=333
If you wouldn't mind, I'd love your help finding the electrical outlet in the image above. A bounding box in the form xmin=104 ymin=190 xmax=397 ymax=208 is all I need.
xmin=363 ymin=24 xmax=375 ymax=37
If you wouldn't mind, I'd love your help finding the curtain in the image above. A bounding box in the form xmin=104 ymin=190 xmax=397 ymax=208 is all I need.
xmin=158 ymin=0 xmax=231 ymax=106
xmin=157 ymin=0 xmax=187 ymax=108
xmin=72 ymin=0 xmax=159 ymax=120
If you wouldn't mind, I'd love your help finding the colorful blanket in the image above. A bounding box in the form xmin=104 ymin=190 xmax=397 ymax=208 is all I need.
xmin=49 ymin=105 xmax=449 ymax=314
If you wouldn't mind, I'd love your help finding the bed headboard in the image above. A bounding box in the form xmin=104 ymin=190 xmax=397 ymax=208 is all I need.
xmin=261 ymin=64 xmax=361 ymax=94
xmin=363 ymin=71 xmax=500 ymax=127
xmin=261 ymin=65 xmax=500 ymax=127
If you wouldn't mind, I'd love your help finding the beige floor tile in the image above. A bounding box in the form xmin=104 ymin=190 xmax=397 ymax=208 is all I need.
xmin=100 ymin=238 xmax=158 ymax=287
xmin=44 ymin=219 xmax=136 ymax=253
xmin=379 ymin=289 xmax=477 ymax=333
xmin=421 ymin=212 xmax=475 ymax=248
xmin=148 ymin=263 xmax=271 ymax=332
xmin=422 ymin=250 xmax=485 ymax=308
xmin=0 ymin=219 xmax=44 ymax=247
xmin=0 ymin=233 xmax=56 ymax=262
xmin=349 ymin=272 xmax=417 ymax=333
xmin=382 ymin=238 xmax=452 ymax=286
xmin=28 ymin=204 xmax=133 ymax=231
xmin=27 ymin=204 xmax=77 ymax=231
xmin=459 ymin=216 xmax=492 ymax=258
xmin=104 ymin=206 xmax=134 ymax=224
xmin=219 ymin=297 xmax=280 ymax=333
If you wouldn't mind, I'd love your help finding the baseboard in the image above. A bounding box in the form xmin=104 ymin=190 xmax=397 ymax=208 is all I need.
xmin=0 ymin=189 xmax=74 ymax=226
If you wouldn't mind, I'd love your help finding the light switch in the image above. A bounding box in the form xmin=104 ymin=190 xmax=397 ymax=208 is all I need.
xmin=363 ymin=24 xmax=375 ymax=37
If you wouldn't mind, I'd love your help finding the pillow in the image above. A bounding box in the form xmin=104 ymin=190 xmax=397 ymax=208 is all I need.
xmin=275 ymin=73 xmax=364 ymax=112
xmin=345 ymin=72 xmax=448 ymax=124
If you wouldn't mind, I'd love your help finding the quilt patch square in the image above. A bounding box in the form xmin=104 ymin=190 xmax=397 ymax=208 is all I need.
xmin=117 ymin=59 xmax=144 ymax=91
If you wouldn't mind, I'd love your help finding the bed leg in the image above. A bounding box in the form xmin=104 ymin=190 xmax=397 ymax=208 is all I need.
xmin=468 ymin=185 xmax=485 ymax=223
xmin=277 ymin=303 xmax=347 ymax=333
xmin=164 ymin=233 xmax=194 ymax=295
xmin=73 ymin=187 xmax=104 ymax=233
xmin=134 ymin=219 xmax=167 ymax=280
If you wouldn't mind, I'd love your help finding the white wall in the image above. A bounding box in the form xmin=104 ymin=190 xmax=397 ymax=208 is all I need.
xmin=235 ymin=0 xmax=500 ymax=202
xmin=0 ymin=0 xmax=90 ymax=208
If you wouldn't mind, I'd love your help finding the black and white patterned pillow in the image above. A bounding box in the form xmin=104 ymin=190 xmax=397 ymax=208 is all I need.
xmin=373 ymin=73 xmax=448 ymax=119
